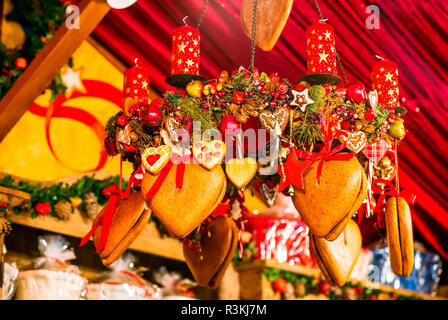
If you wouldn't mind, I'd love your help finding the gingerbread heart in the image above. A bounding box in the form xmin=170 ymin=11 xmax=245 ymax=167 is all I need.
xmin=183 ymin=215 xmax=238 ymax=288
xmin=362 ymin=140 xmax=388 ymax=165
xmin=292 ymin=155 xmax=367 ymax=240
xmin=142 ymin=164 xmax=227 ymax=238
xmin=193 ymin=140 xmax=226 ymax=170
xmin=338 ymin=131 xmax=367 ymax=153
xmin=241 ymin=0 xmax=293 ymax=51
xmin=141 ymin=145 xmax=171 ymax=175
xmin=164 ymin=117 xmax=181 ymax=142
xmin=260 ymin=182 xmax=277 ymax=206
xmin=225 ymin=157 xmax=258 ymax=189
xmin=258 ymin=107 xmax=289 ymax=135
xmin=310 ymin=219 xmax=362 ymax=287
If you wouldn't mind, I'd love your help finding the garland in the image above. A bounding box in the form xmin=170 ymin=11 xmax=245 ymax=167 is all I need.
xmin=262 ymin=267 xmax=421 ymax=300
xmin=1 ymin=0 xmax=71 ymax=101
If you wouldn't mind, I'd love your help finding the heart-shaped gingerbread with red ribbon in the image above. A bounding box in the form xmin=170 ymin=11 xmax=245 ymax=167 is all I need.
xmin=193 ymin=140 xmax=226 ymax=170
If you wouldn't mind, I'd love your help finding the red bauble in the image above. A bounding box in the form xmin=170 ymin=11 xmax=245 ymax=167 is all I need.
xmin=117 ymin=115 xmax=127 ymax=126
xmin=35 ymin=202 xmax=51 ymax=216
xmin=14 ymin=57 xmax=27 ymax=70
xmin=142 ymin=99 xmax=163 ymax=127
xmin=346 ymin=82 xmax=366 ymax=103
xmin=220 ymin=115 xmax=241 ymax=136
xmin=233 ymin=92 xmax=244 ymax=104
xmin=272 ymin=278 xmax=287 ymax=293
xmin=364 ymin=109 xmax=376 ymax=121
xmin=319 ymin=281 xmax=332 ymax=295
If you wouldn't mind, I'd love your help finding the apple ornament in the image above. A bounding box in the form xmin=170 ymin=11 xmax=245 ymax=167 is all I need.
xmin=346 ymin=82 xmax=366 ymax=103
xmin=142 ymin=98 xmax=163 ymax=127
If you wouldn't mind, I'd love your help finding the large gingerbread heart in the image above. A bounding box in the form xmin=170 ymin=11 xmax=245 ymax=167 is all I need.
xmin=338 ymin=131 xmax=367 ymax=153
xmin=141 ymin=164 xmax=227 ymax=238
xmin=183 ymin=215 xmax=238 ymax=288
xmin=241 ymin=0 xmax=293 ymax=51
xmin=141 ymin=145 xmax=171 ymax=175
xmin=225 ymin=157 xmax=258 ymax=189
xmin=310 ymin=219 xmax=362 ymax=287
xmin=258 ymin=107 xmax=289 ymax=135
xmin=292 ymin=155 xmax=367 ymax=240
xmin=193 ymin=140 xmax=226 ymax=170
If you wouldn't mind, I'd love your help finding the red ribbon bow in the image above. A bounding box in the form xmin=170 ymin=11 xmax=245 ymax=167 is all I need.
xmin=371 ymin=178 xmax=416 ymax=228
xmin=79 ymin=167 xmax=140 ymax=252
xmin=294 ymin=131 xmax=354 ymax=183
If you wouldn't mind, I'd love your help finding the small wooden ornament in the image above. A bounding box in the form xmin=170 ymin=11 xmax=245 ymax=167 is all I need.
xmin=241 ymin=0 xmax=293 ymax=51
xmin=192 ymin=140 xmax=226 ymax=170
xmin=338 ymin=131 xmax=367 ymax=153
xmin=258 ymin=107 xmax=289 ymax=135
xmin=225 ymin=158 xmax=258 ymax=189
xmin=141 ymin=145 xmax=172 ymax=175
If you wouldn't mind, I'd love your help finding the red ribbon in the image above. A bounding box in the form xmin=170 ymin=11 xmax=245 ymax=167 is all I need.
xmin=79 ymin=167 xmax=140 ymax=252
xmin=371 ymin=178 xmax=416 ymax=228
xmin=294 ymin=131 xmax=354 ymax=183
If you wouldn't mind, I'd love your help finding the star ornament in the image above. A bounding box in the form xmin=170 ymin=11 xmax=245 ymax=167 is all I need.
xmin=290 ymin=88 xmax=315 ymax=112
xmin=61 ymin=66 xmax=86 ymax=98
xmin=276 ymin=149 xmax=312 ymax=191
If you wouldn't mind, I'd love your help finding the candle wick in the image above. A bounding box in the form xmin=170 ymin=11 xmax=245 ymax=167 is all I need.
xmin=183 ymin=16 xmax=189 ymax=26
xmin=319 ymin=18 xmax=328 ymax=23
xmin=134 ymin=58 xmax=139 ymax=65
xmin=375 ymin=55 xmax=384 ymax=60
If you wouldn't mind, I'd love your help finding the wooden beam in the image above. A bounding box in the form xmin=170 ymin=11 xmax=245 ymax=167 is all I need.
xmin=0 ymin=0 xmax=111 ymax=142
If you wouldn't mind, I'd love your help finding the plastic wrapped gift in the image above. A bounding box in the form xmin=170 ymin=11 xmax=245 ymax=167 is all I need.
xmin=2 ymin=245 xmax=19 ymax=300
xmin=368 ymin=243 xmax=442 ymax=295
xmin=153 ymin=266 xmax=197 ymax=300
xmin=247 ymin=193 xmax=317 ymax=267
xmin=15 ymin=235 xmax=87 ymax=300
xmin=86 ymin=252 xmax=161 ymax=300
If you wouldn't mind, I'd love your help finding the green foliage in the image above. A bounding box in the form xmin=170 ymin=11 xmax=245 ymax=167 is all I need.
xmin=229 ymin=71 xmax=253 ymax=92
xmin=105 ymin=113 xmax=120 ymax=138
xmin=308 ymin=86 xmax=327 ymax=112
xmin=292 ymin=121 xmax=324 ymax=149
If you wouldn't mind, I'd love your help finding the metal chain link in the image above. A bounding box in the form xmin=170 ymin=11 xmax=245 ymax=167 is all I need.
xmin=312 ymin=0 xmax=348 ymax=85
xmin=196 ymin=0 xmax=210 ymax=30
xmin=249 ymin=0 xmax=259 ymax=72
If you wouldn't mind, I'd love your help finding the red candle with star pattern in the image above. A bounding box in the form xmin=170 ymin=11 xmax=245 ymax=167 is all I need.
xmin=123 ymin=59 xmax=150 ymax=105
xmin=371 ymin=59 xmax=399 ymax=106
xmin=306 ymin=23 xmax=337 ymax=75
xmin=170 ymin=26 xmax=200 ymax=76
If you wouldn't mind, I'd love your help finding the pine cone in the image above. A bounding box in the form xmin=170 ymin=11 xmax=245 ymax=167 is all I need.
xmin=104 ymin=136 xmax=118 ymax=156
xmin=0 ymin=218 xmax=11 ymax=235
xmin=83 ymin=192 xmax=99 ymax=220
xmin=54 ymin=200 xmax=72 ymax=221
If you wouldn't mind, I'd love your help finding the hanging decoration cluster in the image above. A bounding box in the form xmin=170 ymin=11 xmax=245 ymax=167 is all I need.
xmin=91 ymin=1 xmax=414 ymax=290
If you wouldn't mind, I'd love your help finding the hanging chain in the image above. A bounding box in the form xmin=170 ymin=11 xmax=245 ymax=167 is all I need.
xmin=196 ymin=0 xmax=210 ymax=30
xmin=312 ymin=0 xmax=348 ymax=85
xmin=249 ymin=0 xmax=259 ymax=72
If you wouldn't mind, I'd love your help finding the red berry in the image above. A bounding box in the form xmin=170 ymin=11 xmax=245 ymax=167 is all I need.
xmin=365 ymin=109 xmax=376 ymax=121
xmin=14 ymin=57 xmax=27 ymax=70
xmin=35 ymin=202 xmax=51 ymax=216
xmin=117 ymin=115 xmax=127 ymax=126
xmin=272 ymin=278 xmax=287 ymax=293
xmin=319 ymin=281 xmax=332 ymax=295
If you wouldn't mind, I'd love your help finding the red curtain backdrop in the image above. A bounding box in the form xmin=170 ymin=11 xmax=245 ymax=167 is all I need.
xmin=92 ymin=0 xmax=448 ymax=260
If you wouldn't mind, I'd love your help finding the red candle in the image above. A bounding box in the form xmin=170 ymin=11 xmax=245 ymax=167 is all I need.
xmin=123 ymin=59 xmax=150 ymax=105
xmin=170 ymin=26 xmax=200 ymax=75
xmin=371 ymin=59 xmax=399 ymax=106
xmin=306 ymin=22 xmax=337 ymax=75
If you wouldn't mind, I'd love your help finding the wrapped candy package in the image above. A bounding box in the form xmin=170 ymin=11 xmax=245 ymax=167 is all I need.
xmin=153 ymin=266 xmax=197 ymax=300
xmin=86 ymin=252 xmax=161 ymax=300
xmin=368 ymin=243 xmax=442 ymax=295
xmin=15 ymin=235 xmax=87 ymax=300
xmin=2 ymin=245 xmax=19 ymax=300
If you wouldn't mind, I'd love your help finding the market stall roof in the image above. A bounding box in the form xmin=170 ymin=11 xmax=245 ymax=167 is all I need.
xmin=90 ymin=0 xmax=448 ymax=259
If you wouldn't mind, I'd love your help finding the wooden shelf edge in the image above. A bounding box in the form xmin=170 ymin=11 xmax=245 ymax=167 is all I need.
xmin=8 ymin=210 xmax=185 ymax=262
xmin=234 ymin=260 xmax=446 ymax=300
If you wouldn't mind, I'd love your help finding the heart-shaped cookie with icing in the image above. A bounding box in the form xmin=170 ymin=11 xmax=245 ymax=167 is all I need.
xmin=310 ymin=219 xmax=362 ymax=287
xmin=338 ymin=131 xmax=367 ymax=153
xmin=225 ymin=157 xmax=258 ymax=189
xmin=258 ymin=107 xmax=289 ymax=135
xmin=193 ymin=140 xmax=226 ymax=170
xmin=292 ymin=155 xmax=367 ymax=240
xmin=164 ymin=116 xmax=181 ymax=142
xmin=183 ymin=215 xmax=238 ymax=288
xmin=142 ymin=164 xmax=227 ymax=238
xmin=141 ymin=145 xmax=172 ymax=174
